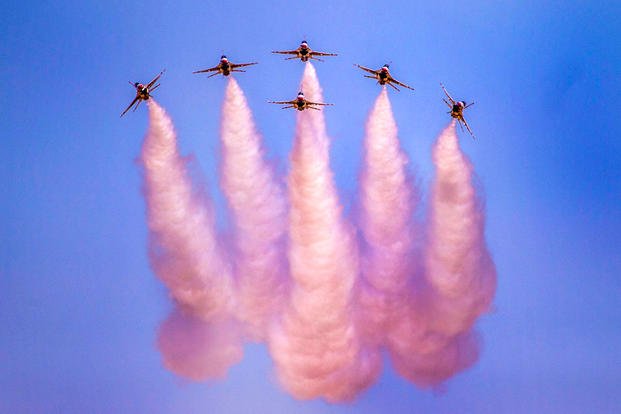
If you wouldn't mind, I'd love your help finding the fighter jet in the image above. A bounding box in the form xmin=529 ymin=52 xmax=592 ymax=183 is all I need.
xmin=272 ymin=40 xmax=337 ymax=62
xmin=440 ymin=83 xmax=476 ymax=139
xmin=193 ymin=55 xmax=257 ymax=77
xmin=355 ymin=63 xmax=414 ymax=91
xmin=269 ymin=91 xmax=333 ymax=111
xmin=120 ymin=70 xmax=165 ymax=117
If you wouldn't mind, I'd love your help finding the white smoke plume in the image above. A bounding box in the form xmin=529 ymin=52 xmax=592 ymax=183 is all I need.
xmin=219 ymin=78 xmax=288 ymax=341
xmin=268 ymin=63 xmax=380 ymax=402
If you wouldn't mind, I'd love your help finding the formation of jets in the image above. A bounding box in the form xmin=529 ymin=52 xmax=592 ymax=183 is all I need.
xmin=121 ymin=40 xmax=477 ymax=138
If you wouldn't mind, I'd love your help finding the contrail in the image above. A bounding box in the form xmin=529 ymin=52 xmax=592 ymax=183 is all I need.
xmin=269 ymin=63 xmax=379 ymax=402
xmin=219 ymin=78 xmax=287 ymax=341
xmin=140 ymin=100 xmax=234 ymax=319
xmin=387 ymin=121 xmax=496 ymax=386
xmin=356 ymin=88 xmax=417 ymax=347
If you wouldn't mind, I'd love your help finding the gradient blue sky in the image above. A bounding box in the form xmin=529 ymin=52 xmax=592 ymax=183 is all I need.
xmin=2 ymin=1 xmax=620 ymax=413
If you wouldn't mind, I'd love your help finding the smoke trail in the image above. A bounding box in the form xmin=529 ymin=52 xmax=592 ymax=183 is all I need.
xmin=357 ymin=88 xmax=417 ymax=346
xmin=389 ymin=322 xmax=480 ymax=386
xmin=157 ymin=306 xmax=243 ymax=381
xmin=387 ymin=121 xmax=496 ymax=386
xmin=141 ymin=100 xmax=234 ymax=320
xmin=424 ymin=121 xmax=496 ymax=334
xmin=219 ymin=78 xmax=287 ymax=341
xmin=269 ymin=63 xmax=379 ymax=402
xmin=139 ymin=86 xmax=496 ymax=398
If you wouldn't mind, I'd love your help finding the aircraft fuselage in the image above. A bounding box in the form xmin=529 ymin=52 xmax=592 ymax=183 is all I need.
xmin=220 ymin=62 xmax=231 ymax=75
xmin=378 ymin=69 xmax=389 ymax=84
xmin=137 ymin=85 xmax=149 ymax=100
xmin=451 ymin=105 xmax=463 ymax=118
xmin=299 ymin=47 xmax=310 ymax=61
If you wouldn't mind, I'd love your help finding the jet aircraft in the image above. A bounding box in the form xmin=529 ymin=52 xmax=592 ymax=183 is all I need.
xmin=269 ymin=91 xmax=333 ymax=111
xmin=193 ymin=55 xmax=257 ymax=77
xmin=272 ymin=40 xmax=337 ymax=62
xmin=355 ymin=63 xmax=414 ymax=91
xmin=120 ymin=70 xmax=165 ymax=117
xmin=440 ymin=83 xmax=476 ymax=139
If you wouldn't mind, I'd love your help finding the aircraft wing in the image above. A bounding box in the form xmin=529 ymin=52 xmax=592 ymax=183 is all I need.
xmin=307 ymin=101 xmax=333 ymax=106
xmin=386 ymin=82 xmax=401 ymax=91
xmin=313 ymin=51 xmax=337 ymax=57
xmin=231 ymin=62 xmax=258 ymax=68
xmin=132 ymin=100 xmax=143 ymax=112
xmin=440 ymin=83 xmax=455 ymax=104
xmin=120 ymin=96 xmax=139 ymax=117
xmin=193 ymin=65 xmax=220 ymax=74
xmin=390 ymin=77 xmax=414 ymax=91
xmin=272 ymin=49 xmax=298 ymax=55
xmin=356 ymin=64 xmax=378 ymax=75
xmin=146 ymin=70 xmax=166 ymax=89
xmin=460 ymin=117 xmax=476 ymax=139
xmin=268 ymin=99 xmax=296 ymax=105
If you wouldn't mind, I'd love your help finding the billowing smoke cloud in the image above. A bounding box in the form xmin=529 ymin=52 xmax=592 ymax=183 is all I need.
xmin=141 ymin=101 xmax=241 ymax=380
xmin=141 ymin=100 xmax=233 ymax=319
xmin=424 ymin=122 xmax=496 ymax=334
xmin=356 ymin=89 xmax=417 ymax=347
xmin=157 ymin=306 xmax=243 ymax=381
xmin=219 ymin=78 xmax=287 ymax=341
xmin=387 ymin=121 xmax=496 ymax=386
xmin=269 ymin=63 xmax=379 ymax=402
xmin=139 ymin=69 xmax=495 ymax=401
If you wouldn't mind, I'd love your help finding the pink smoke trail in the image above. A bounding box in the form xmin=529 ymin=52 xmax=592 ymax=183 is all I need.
xmin=141 ymin=100 xmax=234 ymax=320
xmin=157 ymin=306 xmax=243 ymax=381
xmin=269 ymin=63 xmax=379 ymax=402
xmin=389 ymin=323 xmax=480 ymax=386
xmin=424 ymin=121 xmax=496 ymax=335
xmin=357 ymin=88 xmax=417 ymax=346
xmin=387 ymin=121 xmax=496 ymax=386
xmin=219 ymin=78 xmax=288 ymax=341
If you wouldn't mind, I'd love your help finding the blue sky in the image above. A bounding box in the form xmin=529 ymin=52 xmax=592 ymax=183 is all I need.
xmin=2 ymin=1 xmax=620 ymax=412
